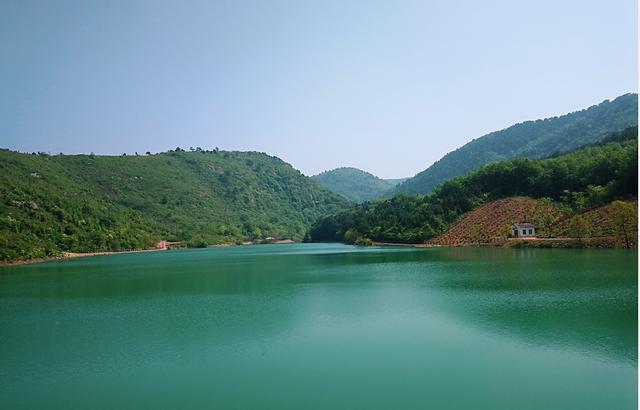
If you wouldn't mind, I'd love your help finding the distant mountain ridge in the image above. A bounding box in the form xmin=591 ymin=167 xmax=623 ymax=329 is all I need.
xmin=312 ymin=167 xmax=405 ymax=202
xmin=394 ymin=93 xmax=638 ymax=195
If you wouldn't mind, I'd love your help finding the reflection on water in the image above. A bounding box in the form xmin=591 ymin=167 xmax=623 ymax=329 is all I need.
xmin=0 ymin=244 xmax=636 ymax=409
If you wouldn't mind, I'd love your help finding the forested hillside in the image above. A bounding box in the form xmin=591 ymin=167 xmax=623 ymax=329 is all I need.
xmin=312 ymin=167 xmax=399 ymax=202
xmin=394 ymin=93 xmax=638 ymax=195
xmin=308 ymin=127 xmax=637 ymax=244
xmin=384 ymin=177 xmax=409 ymax=186
xmin=0 ymin=148 xmax=349 ymax=261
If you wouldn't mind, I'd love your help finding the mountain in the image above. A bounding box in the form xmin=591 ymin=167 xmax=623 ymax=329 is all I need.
xmin=308 ymin=127 xmax=637 ymax=245
xmin=0 ymin=148 xmax=350 ymax=261
xmin=312 ymin=167 xmax=401 ymax=202
xmin=384 ymin=177 xmax=409 ymax=186
xmin=394 ymin=93 xmax=638 ymax=195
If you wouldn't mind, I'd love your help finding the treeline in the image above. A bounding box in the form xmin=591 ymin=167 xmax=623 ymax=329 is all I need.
xmin=307 ymin=127 xmax=638 ymax=244
xmin=0 ymin=149 xmax=349 ymax=261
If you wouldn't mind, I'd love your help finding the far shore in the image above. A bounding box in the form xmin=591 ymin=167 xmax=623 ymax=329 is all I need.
xmin=2 ymin=237 xmax=630 ymax=267
xmin=371 ymin=242 xmax=442 ymax=248
xmin=0 ymin=248 xmax=166 ymax=267
xmin=0 ymin=239 xmax=300 ymax=267
xmin=372 ymin=236 xmax=629 ymax=249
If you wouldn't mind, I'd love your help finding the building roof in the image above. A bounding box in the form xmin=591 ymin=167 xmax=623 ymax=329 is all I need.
xmin=512 ymin=223 xmax=535 ymax=229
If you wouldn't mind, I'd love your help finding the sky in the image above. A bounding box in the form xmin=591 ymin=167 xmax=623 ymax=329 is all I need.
xmin=0 ymin=0 xmax=637 ymax=178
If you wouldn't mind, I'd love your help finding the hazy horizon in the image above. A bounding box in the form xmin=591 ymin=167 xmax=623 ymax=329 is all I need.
xmin=1 ymin=0 xmax=637 ymax=178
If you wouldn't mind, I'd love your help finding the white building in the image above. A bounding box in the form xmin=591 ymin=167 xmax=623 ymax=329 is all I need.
xmin=512 ymin=223 xmax=536 ymax=238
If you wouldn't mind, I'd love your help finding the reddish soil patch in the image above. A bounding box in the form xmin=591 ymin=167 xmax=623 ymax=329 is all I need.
xmin=429 ymin=197 xmax=564 ymax=246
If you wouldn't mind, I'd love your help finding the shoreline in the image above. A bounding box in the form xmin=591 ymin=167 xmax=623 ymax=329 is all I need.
xmin=3 ymin=237 xmax=631 ymax=267
xmin=372 ymin=236 xmax=632 ymax=249
xmin=0 ymin=239 xmax=301 ymax=267
xmin=371 ymin=242 xmax=442 ymax=248
xmin=0 ymin=248 xmax=167 ymax=267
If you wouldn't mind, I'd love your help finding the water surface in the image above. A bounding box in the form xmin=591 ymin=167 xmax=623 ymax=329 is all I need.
xmin=0 ymin=244 xmax=637 ymax=409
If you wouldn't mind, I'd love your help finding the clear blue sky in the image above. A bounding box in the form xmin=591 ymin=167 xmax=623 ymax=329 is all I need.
xmin=0 ymin=0 xmax=637 ymax=178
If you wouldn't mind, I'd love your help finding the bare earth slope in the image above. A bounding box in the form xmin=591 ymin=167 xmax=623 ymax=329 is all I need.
xmin=429 ymin=197 xmax=563 ymax=246
xmin=430 ymin=197 xmax=637 ymax=247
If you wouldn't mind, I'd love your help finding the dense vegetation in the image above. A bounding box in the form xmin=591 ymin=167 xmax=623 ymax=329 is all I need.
xmin=0 ymin=148 xmax=350 ymax=261
xmin=312 ymin=167 xmax=403 ymax=202
xmin=308 ymin=127 xmax=637 ymax=245
xmin=394 ymin=93 xmax=638 ymax=195
xmin=384 ymin=177 xmax=409 ymax=186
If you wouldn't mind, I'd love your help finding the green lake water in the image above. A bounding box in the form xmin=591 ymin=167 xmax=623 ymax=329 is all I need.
xmin=0 ymin=244 xmax=637 ymax=409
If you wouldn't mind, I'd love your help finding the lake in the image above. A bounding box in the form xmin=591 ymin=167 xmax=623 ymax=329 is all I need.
xmin=0 ymin=244 xmax=637 ymax=409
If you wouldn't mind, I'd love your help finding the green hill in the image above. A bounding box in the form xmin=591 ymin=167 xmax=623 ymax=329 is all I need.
xmin=308 ymin=127 xmax=637 ymax=245
xmin=0 ymin=148 xmax=349 ymax=261
xmin=394 ymin=93 xmax=638 ymax=195
xmin=384 ymin=177 xmax=409 ymax=186
xmin=312 ymin=167 xmax=399 ymax=202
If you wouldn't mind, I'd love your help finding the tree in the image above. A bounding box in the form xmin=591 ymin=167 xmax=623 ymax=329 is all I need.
xmin=609 ymin=201 xmax=636 ymax=248
xmin=585 ymin=185 xmax=606 ymax=207
xmin=503 ymin=223 xmax=514 ymax=238
xmin=567 ymin=215 xmax=591 ymax=241
xmin=343 ymin=228 xmax=361 ymax=244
